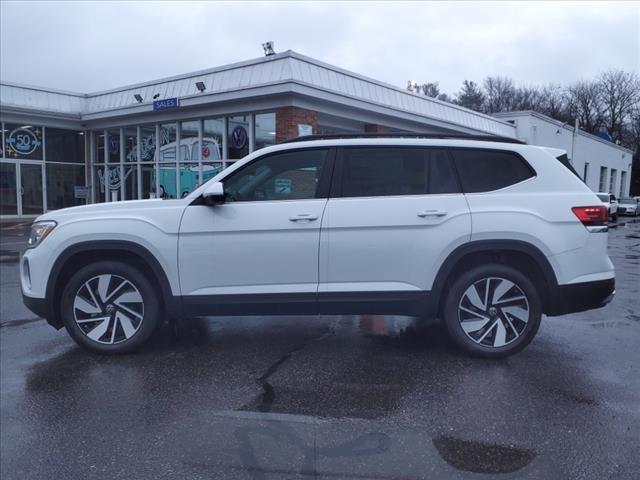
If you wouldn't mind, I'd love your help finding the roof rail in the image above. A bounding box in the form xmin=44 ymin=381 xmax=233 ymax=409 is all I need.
xmin=282 ymin=132 xmax=526 ymax=145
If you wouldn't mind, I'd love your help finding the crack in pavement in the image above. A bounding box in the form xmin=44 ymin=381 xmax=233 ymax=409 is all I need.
xmin=255 ymin=321 xmax=337 ymax=413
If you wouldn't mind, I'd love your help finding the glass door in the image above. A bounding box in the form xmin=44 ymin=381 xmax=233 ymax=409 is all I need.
xmin=0 ymin=162 xmax=18 ymax=216
xmin=19 ymin=162 xmax=44 ymax=215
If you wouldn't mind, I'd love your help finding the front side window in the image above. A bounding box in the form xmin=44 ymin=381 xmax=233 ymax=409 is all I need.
xmin=452 ymin=149 xmax=534 ymax=193
xmin=223 ymin=149 xmax=329 ymax=202
xmin=339 ymin=148 xmax=459 ymax=198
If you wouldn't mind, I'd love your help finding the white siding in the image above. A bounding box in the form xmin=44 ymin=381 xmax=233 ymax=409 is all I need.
xmin=496 ymin=112 xmax=633 ymax=197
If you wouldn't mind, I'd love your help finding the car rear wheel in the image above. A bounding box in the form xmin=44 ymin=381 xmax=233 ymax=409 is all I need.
xmin=61 ymin=260 xmax=161 ymax=353
xmin=442 ymin=264 xmax=542 ymax=358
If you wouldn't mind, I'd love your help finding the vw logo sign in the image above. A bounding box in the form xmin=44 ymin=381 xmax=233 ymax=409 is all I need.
xmin=6 ymin=128 xmax=41 ymax=156
xmin=231 ymin=126 xmax=247 ymax=149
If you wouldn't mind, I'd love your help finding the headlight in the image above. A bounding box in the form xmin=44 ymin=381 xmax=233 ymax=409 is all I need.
xmin=27 ymin=221 xmax=57 ymax=248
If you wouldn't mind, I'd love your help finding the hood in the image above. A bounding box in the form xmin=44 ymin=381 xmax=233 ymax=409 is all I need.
xmin=35 ymin=198 xmax=186 ymax=223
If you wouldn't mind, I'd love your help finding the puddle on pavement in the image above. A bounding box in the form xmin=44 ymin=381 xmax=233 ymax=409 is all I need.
xmin=433 ymin=436 xmax=535 ymax=474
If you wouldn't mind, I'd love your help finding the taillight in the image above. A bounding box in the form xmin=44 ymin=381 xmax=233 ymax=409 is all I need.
xmin=572 ymin=205 xmax=608 ymax=226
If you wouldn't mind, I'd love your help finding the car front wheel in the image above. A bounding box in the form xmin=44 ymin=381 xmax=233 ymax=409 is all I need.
xmin=61 ymin=260 xmax=161 ymax=353
xmin=442 ymin=264 xmax=542 ymax=358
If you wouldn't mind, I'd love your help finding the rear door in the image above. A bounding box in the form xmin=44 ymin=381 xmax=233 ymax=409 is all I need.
xmin=318 ymin=146 xmax=471 ymax=313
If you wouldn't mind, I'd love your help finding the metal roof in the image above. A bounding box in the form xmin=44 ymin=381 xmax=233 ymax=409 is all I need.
xmin=1 ymin=50 xmax=516 ymax=136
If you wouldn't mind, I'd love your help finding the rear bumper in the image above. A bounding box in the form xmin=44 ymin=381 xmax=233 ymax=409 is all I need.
xmin=546 ymin=277 xmax=615 ymax=316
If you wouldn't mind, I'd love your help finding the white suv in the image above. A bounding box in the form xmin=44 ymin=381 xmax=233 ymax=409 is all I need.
xmin=21 ymin=135 xmax=615 ymax=357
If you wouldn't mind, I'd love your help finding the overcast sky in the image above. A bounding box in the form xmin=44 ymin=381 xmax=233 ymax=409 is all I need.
xmin=1 ymin=1 xmax=638 ymax=95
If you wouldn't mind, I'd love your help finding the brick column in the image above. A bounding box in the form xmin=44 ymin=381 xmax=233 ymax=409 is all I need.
xmin=364 ymin=124 xmax=390 ymax=133
xmin=276 ymin=107 xmax=318 ymax=143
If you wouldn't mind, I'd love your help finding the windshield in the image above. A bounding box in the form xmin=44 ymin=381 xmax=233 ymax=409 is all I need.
xmin=597 ymin=194 xmax=610 ymax=202
xmin=620 ymin=198 xmax=636 ymax=203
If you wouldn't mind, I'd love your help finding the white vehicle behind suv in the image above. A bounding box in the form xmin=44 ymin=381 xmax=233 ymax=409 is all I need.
xmin=21 ymin=135 xmax=615 ymax=357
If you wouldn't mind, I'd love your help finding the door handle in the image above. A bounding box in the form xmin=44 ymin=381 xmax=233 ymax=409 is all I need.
xmin=289 ymin=214 xmax=318 ymax=222
xmin=417 ymin=210 xmax=447 ymax=218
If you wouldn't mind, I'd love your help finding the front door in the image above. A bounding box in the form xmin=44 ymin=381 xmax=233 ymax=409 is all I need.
xmin=19 ymin=163 xmax=44 ymax=215
xmin=318 ymin=147 xmax=471 ymax=313
xmin=178 ymin=148 xmax=334 ymax=313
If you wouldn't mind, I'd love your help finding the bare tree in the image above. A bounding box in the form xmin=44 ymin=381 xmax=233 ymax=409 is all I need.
xmin=565 ymin=80 xmax=603 ymax=134
xmin=513 ymin=86 xmax=545 ymax=111
xmin=538 ymin=84 xmax=570 ymax=121
xmin=598 ymin=70 xmax=640 ymax=143
xmin=483 ymin=76 xmax=516 ymax=113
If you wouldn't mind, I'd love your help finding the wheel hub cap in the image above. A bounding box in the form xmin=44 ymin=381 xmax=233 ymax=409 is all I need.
xmin=73 ymin=274 xmax=144 ymax=345
xmin=457 ymin=277 xmax=530 ymax=348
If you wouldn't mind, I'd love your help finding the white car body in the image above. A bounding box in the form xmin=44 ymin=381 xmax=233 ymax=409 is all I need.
xmin=596 ymin=192 xmax=618 ymax=218
xmin=21 ymin=137 xmax=616 ymax=355
xmin=618 ymin=198 xmax=639 ymax=216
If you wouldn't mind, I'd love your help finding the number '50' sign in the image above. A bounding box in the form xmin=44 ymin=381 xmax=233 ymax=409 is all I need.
xmin=7 ymin=128 xmax=41 ymax=155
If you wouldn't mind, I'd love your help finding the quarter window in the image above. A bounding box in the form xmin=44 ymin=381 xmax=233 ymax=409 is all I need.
xmin=339 ymin=148 xmax=459 ymax=198
xmin=223 ymin=149 xmax=329 ymax=202
xmin=452 ymin=149 xmax=534 ymax=193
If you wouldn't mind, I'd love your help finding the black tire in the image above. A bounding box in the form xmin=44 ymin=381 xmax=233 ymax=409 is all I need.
xmin=442 ymin=264 xmax=542 ymax=358
xmin=61 ymin=260 xmax=161 ymax=354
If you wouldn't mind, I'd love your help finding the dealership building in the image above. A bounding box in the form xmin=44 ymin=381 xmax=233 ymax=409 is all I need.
xmin=0 ymin=50 xmax=633 ymax=219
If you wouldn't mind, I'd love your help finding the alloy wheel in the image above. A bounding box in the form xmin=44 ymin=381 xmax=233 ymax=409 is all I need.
xmin=457 ymin=277 xmax=530 ymax=348
xmin=73 ymin=274 xmax=144 ymax=344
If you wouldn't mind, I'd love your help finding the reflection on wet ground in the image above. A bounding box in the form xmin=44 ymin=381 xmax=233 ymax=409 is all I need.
xmin=1 ymin=220 xmax=639 ymax=479
xmin=433 ymin=436 xmax=535 ymax=474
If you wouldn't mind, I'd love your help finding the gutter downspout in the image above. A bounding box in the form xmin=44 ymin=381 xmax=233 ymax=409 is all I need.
xmin=571 ymin=118 xmax=579 ymax=164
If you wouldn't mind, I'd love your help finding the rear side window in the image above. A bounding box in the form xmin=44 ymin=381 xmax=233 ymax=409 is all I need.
xmin=452 ymin=149 xmax=535 ymax=193
xmin=339 ymin=148 xmax=460 ymax=197
xmin=556 ymin=153 xmax=581 ymax=179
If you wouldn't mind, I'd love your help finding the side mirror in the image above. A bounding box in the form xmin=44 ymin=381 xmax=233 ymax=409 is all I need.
xmin=202 ymin=181 xmax=225 ymax=205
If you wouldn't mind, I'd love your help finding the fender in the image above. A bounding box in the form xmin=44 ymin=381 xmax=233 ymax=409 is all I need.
xmin=45 ymin=240 xmax=180 ymax=328
xmin=427 ymin=239 xmax=559 ymax=318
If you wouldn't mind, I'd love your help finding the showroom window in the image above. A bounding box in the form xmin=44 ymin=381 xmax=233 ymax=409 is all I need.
xmin=203 ymin=118 xmax=224 ymax=162
xmin=228 ymin=115 xmax=250 ymax=160
xmin=0 ymin=163 xmax=18 ymax=215
xmin=87 ymin=113 xmax=272 ymax=204
xmin=123 ymin=127 xmax=138 ymax=200
xmin=1 ymin=123 xmax=86 ymax=215
xmin=255 ymin=112 xmax=276 ymax=151
xmin=45 ymin=127 xmax=86 ymax=210
xmin=45 ymin=128 xmax=84 ymax=163
xmin=3 ymin=123 xmax=43 ymax=160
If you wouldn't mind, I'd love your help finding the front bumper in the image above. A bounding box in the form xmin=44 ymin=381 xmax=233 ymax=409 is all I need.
xmin=22 ymin=294 xmax=48 ymax=319
xmin=546 ymin=277 xmax=615 ymax=316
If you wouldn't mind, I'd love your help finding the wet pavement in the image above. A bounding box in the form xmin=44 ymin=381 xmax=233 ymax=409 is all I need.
xmin=1 ymin=220 xmax=639 ymax=479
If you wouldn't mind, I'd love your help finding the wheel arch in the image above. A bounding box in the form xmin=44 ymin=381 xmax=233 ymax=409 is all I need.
xmin=45 ymin=240 xmax=179 ymax=329
xmin=429 ymin=240 xmax=559 ymax=318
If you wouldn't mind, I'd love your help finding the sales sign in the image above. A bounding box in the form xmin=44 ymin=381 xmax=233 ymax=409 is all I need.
xmin=153 ymin=97 xmax=179 ymax=111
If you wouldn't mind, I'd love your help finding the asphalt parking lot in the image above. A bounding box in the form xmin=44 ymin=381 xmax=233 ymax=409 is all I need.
xmin=1 ymin=219 xmax=639 ymax=479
